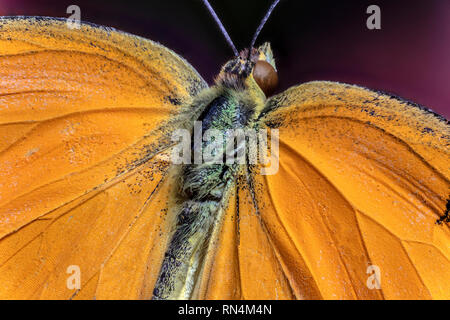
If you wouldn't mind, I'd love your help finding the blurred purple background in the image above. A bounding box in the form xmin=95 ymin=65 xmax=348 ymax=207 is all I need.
xmin=1 ymin=0 xmax=449 ymax=119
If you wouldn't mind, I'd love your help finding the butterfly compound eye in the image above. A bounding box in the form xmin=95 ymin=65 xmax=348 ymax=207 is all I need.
xmin=253 ymin=60 xmax=278 ymax=96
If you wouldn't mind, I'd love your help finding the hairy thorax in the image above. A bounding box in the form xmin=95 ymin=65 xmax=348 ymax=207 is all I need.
xmin=153 ymin=79 xmax=266 ymax=299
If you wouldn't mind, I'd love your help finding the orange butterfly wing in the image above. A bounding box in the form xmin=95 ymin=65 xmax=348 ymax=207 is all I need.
xmin=248 ymin=81 xmax=449 ymax=299
xmin=191 ymin=81 xmax=449 ymax=300
xmin=191 ymin=184 xmax=296 ymax=300
xmin=0 ymin=17 xmax=206 ymax=299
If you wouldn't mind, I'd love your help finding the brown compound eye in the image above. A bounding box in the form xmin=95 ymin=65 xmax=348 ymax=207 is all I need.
xmin=253 ymin=60 xmax=279 ymax=96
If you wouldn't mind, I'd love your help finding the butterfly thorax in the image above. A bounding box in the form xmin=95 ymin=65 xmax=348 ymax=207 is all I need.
xmin=152 ymin=43 xmax=279 ymax=300
xmin=152 ymin=68 xmax=269 ymax=300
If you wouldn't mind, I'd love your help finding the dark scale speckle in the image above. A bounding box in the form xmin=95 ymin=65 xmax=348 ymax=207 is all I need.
xmin=422 ymin=127 xmax=434 ymax=134
xmin=436 ymin=197 xmax=450 ymax=225
xmin=375 ymin=89 xmax=449 ymax=123
xmin=164 ymin=95 xmax=182 ymax=106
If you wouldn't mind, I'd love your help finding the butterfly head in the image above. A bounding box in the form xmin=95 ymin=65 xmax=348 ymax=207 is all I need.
xmin=203 ymin=0 xmax=281 ymax=96
xmin=250 ymin=42 xmax=278 ymax=96
xmin=216 ymin=42 xmax=278 ymax=97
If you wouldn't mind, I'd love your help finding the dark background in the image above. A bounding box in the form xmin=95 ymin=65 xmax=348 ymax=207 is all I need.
xmin=1 ymin=0 xmax=449 ymax=119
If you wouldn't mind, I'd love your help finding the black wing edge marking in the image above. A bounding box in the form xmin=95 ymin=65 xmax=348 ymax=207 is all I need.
xmin=436 ymin=197 xmax=450 ymax=225
xmin=259 ymin=82 xmax=450 ymax=124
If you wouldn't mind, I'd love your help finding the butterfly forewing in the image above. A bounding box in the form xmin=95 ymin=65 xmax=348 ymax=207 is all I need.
xmin=256 ymin=81 xmax=450 ymax=299
xmin=0 ymin=17 xmax=206 ymax=299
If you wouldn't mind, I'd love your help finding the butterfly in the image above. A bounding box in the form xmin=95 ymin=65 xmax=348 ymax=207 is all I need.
xmin=0 ymin=0 xmax=449 ymax=300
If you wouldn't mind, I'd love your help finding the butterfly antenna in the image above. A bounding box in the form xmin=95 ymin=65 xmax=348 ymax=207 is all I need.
xmin=201 ymin=0 xmax=239 ymax=56
xmin=249 ymin=0 xmax=281 ymax=50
